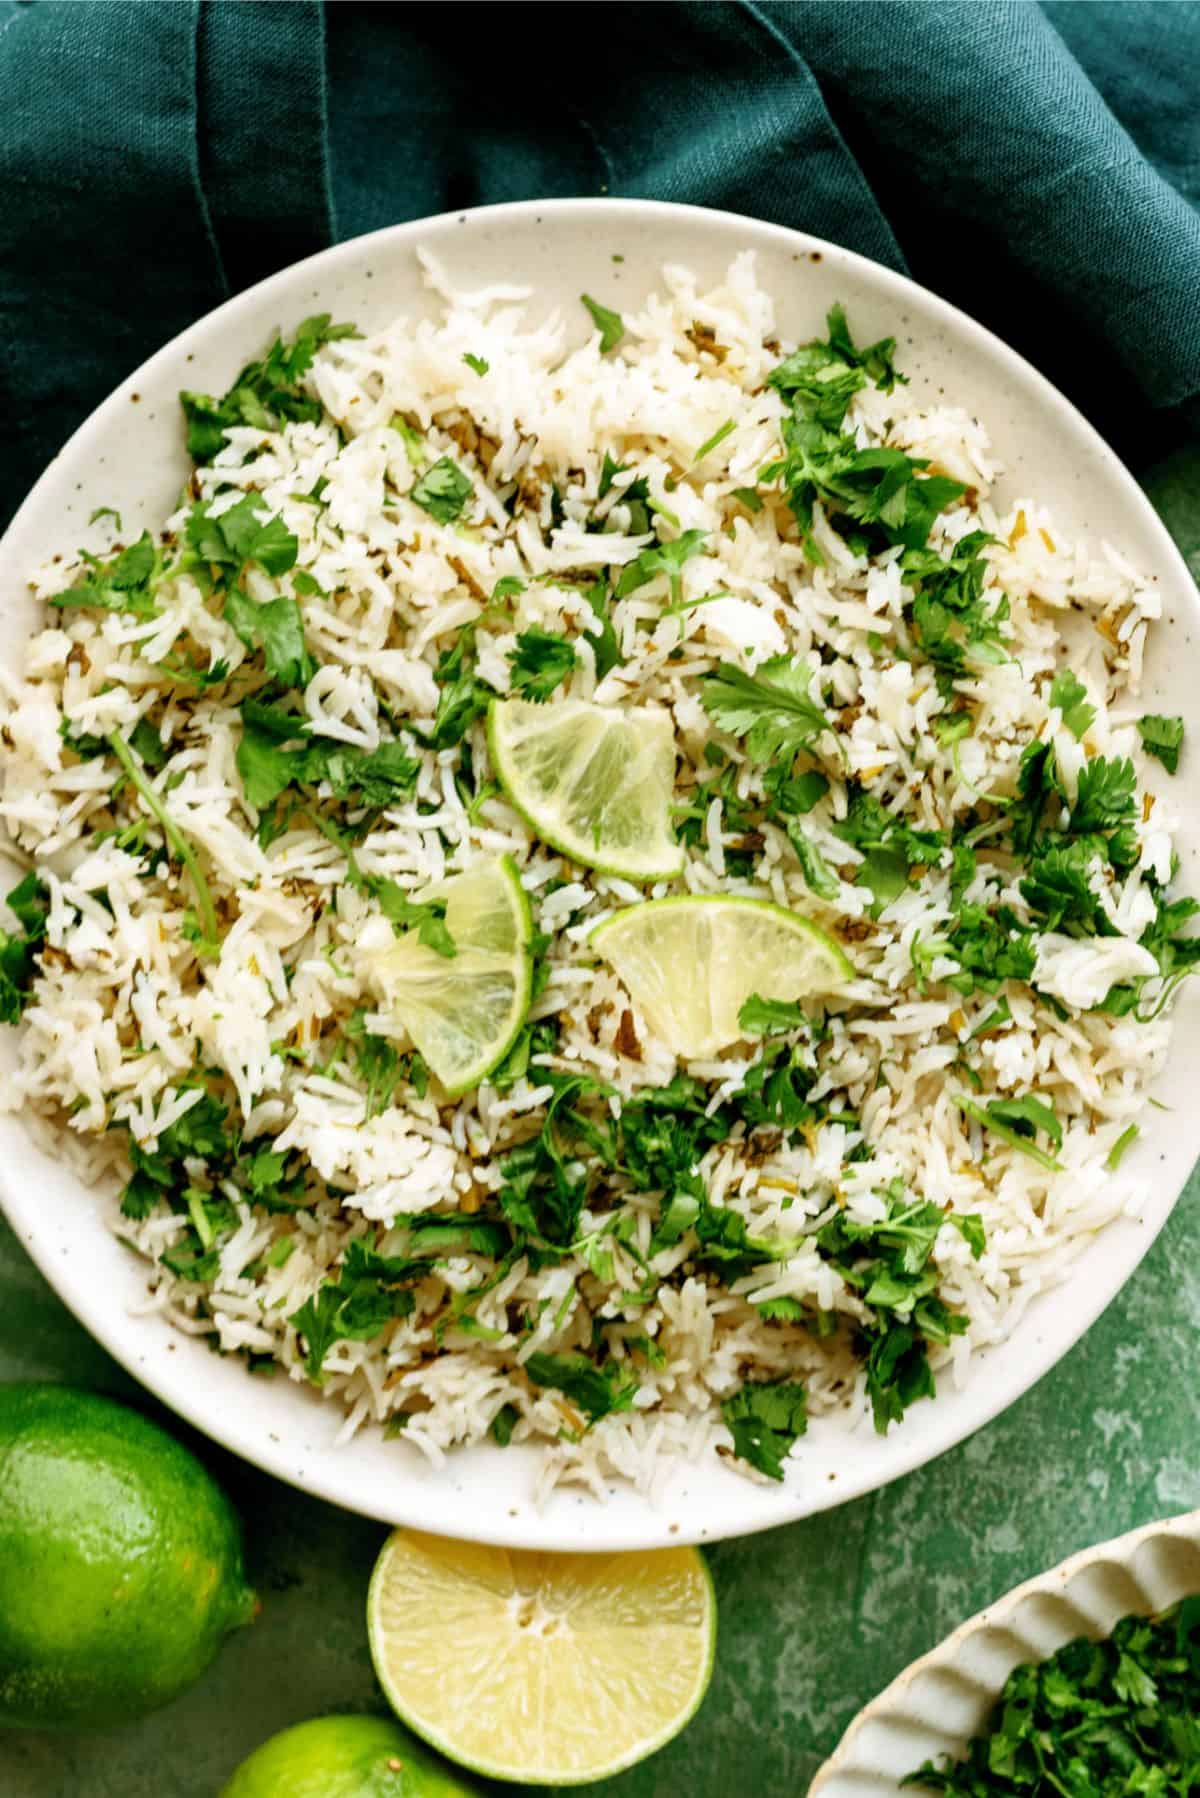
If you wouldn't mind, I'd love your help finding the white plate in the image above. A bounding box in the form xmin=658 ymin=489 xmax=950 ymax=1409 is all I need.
xmin=811 ymin=1509 xmax=1200 ymax=1793
xmin=1 ymin=199 xmax=1197 ymax=1550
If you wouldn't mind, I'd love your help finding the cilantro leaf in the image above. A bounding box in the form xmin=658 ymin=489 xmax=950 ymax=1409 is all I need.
xmin=508 ymin=628 xmax=577 ymax=702
xmin=50 ymin=531 xmax=159 ymax=616
xmin=1138 ymin=713 xmax=1184 ymax=775
xmin=410 ymin=457 xmax=473 ymax=525
xmin=337 ymin=740 xmax=420 ymax=808
xmin=1070 ymin=755 xmax=1136 ymax=833
xmin=903 ymin=532 xmax=1005 ymax=673
xmin=763 ymin=765 xmax=829 ymax=816
xmin=288 ymin=1241 xmax=419 ymax=1384
xmin=580 ymin=294 xmax=624 ymax=353
xmin=523 ymin=1352 xmax=636 ymax=1423
xmin=737 ymin=994 xmax=810 ymax=1036
xmin=1050 ymin=669 xmax=1096 ymax=740
xmin=224 ymin=588 xmax=314 ymax=689
xmin=583 ymin=580 xmax=622 ymax=678
xmin=721 ymin=1380 xmax=807 ymax=1481
xmin=942 ymin=905 xmax=1036 ymax=996
xmin=1020 ymin=834 xmax=1114 ymax=934
xmin=462 ymin=353 xmax=489 ymax=376
xmin=375 ymin=879 xmax=456 ymax=959
xmin=700 ymin=657 xmax=827 ymax=761
xmin=767 ymin=303 xmax=902 ymax=432
xmin=184 ymin=495 xmax=298 ymax=577
xmin=614 ymin=530 xmax=708 ymax=606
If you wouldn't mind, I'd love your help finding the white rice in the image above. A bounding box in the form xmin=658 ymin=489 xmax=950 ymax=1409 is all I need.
xmin=0 ymin=250 xmax=1184 ymax=1499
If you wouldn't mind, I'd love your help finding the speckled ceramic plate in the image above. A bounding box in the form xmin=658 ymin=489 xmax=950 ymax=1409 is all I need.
xmin=811 ymin=1509 xmax=1200 ymax=1793
xmin=1 ymin=199 xmax=1198 ymax=1549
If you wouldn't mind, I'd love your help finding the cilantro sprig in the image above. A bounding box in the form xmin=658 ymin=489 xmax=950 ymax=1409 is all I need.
xmin=700 ymin=657 xmax=828 ymax=761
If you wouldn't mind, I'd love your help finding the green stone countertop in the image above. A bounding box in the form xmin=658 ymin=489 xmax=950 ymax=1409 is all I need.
xmin=3 ymin=450 xmax=1198 ymax=1796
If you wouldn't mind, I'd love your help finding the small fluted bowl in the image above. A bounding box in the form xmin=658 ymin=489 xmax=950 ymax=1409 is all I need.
xmin=811 ymin=1510 xmax=1200 ymax=1796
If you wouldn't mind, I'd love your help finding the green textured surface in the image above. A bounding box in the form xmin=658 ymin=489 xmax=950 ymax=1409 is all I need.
xmin=1 ymin=456 xmax=1198 ymax=1794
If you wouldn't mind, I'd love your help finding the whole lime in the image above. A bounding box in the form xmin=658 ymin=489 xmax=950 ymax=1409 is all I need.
xmin=0 ymin=1382 xmax=257 ymax=1729
xmin=220 ymin=1715 xmax=478 ymax=1798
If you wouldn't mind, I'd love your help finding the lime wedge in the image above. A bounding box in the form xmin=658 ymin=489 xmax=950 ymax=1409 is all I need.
xmin=488 ymin=697 xmax=684 ymax=882
xmin=371 ymin=855 xmax=532 ymax=1096
xmin=590 ymin=895 xmax=852 ymax=1058
xmin=367 ymin=1529 xmax=716 ymax=1786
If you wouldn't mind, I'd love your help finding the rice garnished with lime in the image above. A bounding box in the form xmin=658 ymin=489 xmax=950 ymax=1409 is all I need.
xmin=0 ymin=252 xmax=1192 ymax=1496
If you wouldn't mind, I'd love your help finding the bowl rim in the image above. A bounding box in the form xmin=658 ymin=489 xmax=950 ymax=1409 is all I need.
xmin=2 ymin=194 xmax=1198 ymax=1549
xmin=810 ymin=1507 xmax=1200 ymax=1789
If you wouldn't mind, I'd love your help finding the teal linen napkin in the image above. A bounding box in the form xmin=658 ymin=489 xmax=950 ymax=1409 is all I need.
xmin=0 ymin=0 xmax=1197 ymax=529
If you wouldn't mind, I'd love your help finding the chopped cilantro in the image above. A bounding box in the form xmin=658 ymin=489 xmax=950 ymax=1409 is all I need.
xmin=583 ymin=579 xmax=622 ymax=678
xmin=954 ymin=1092 xmax=1063 ymax=1170
xmin=1071 ymin=755 xmax=1136 ymax=833
xmin=523 ymin=1351 xmax=636 ymax=1423
xmin=580 ymin=294 xmax=624 ymax=353
xmin=763 ymin=326 xmax=966 ymax=558
xmin=1138 ymin=712 xmax=1184 ymax=774
xmin=906 ymin=1597 xmax=1200 ymax=1796
xmin=50 ymin=531 xmax=158 ymax=616
xmin=614 ymin=529 xmax=708 ymax=607
xmin=180 ymin=313 xmax=358 ymax=461
xmin=427 ymin=626 xmax=496 ymax=750
xmin=508 ymin=628 xmax=577 ymax=702
xmin=737 ymin=994 xmax=810 ymax=1036
xmin=410 ymin=457 xmax=473 ymax=525
xmin=183 ymin=495 xmax=298 ymax=580
xmin=224 ymin=588 xmax=314 ymax=689
xmin=0 ymin=872 xmax=50 ymax=1025
xmin=903 ymin=532 xmax=1006 ymax=673
xmin=1049 ymin=668 xmax=1096 ymax=740
xmin=462 ymin=353 xmax=489 ymax=376
xmin=721 ymin=1380 xmax=807 ymax=1480
xmin=692 ymin=418 xmax=735 ymax=464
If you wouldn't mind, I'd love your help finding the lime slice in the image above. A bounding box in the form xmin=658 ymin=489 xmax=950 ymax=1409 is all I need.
xmin=488 ymin=697 xmax=684 ymax=882
xmin=591 ymin=895 xmax=852 ymax=1058
xmin=367 ymin=1529 xmax=715 ymax=1786
xmin=371 ymin=855 xmax=532 ymax=1096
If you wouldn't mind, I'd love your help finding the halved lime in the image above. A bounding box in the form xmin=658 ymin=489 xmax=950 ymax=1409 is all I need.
xmin=590 ymin=895 xmax=852 ymax=1058
xmin=488 ymin=697 xmax=684 ymax=882
xmin=371 ymin=855 xmax=532 ymax=1096
xmin=367 ymin=1530 xmax=716 ymax=1786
